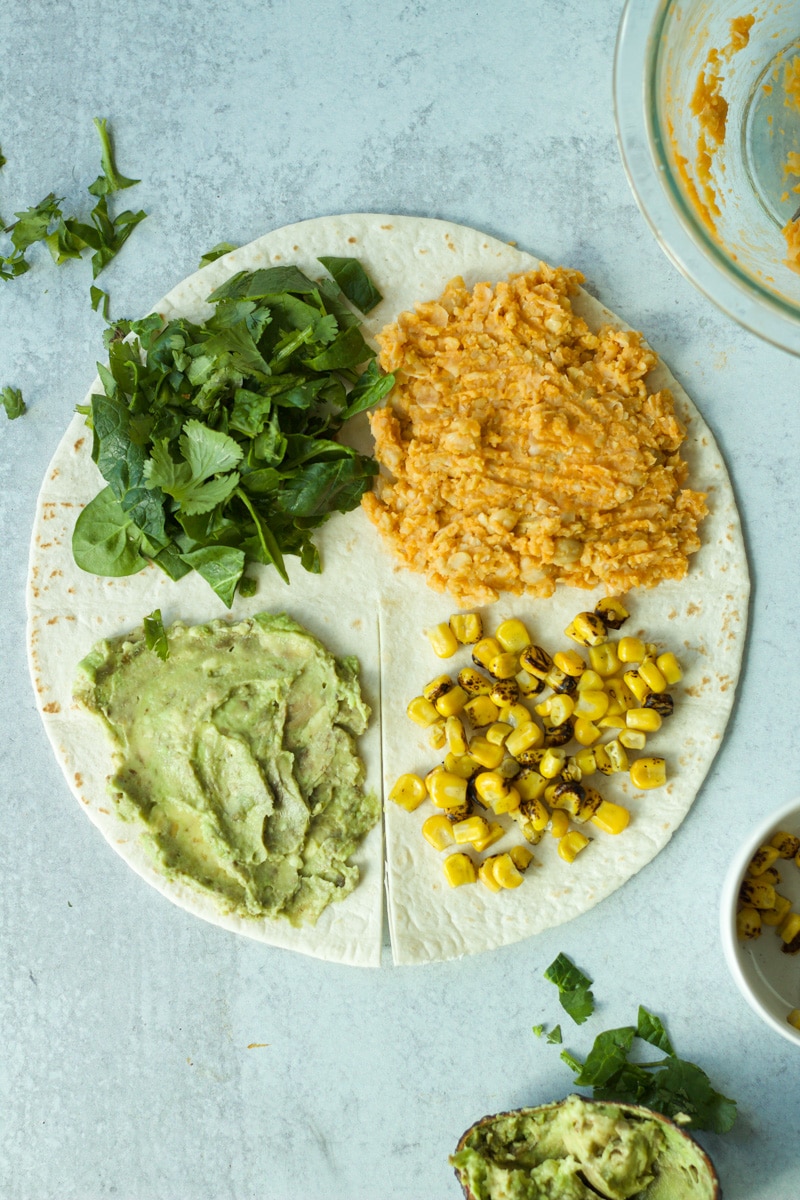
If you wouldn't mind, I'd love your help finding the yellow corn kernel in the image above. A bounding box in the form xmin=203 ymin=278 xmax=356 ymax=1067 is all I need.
xmin=656 ymin=651 xmax=682 ymax=685
xmin=407 ymin=695 xmax=440 ymax=727
xmin=598 ymin=715 xmax=626 ymax=731
xmin=478 ymin=858 xmax=502 ymax=892
xmin=427 ymin=622 xmax=459 ymax=658
xmin=588 ymin=642 xmax=620 ymax=677
xmin=389 ymin=773 xmax=427 ymax=811
xmin=505 ymin=721 xmax=544 ymax=758
xmin=564 ymin=612 xmax=608 ymax=647
xmin=617 ymin=636 xmax=646 ymax=663
xmin=626 ymin=707 xmax=662 ymax=733
xmin=515 ymin=768 xmax=548 ymax=801
xmin=443 ymin=752 xmax=480 ymax=780
xmin=573 ymin=689 xmax=609 ymax=721
xmin=629 ymin=757 xmax=667 ymax=789
xmin=519 ymin=644 xmax=553 ymax=680
xmin=595 ymin=597 xmax=629 ymax=629
xmin=638 ymin=657 xmax=667 ymax=693
xmin=435 ymin=685 xmax=469 ymax=718
xmin=492 ymin=852 xmax=525 ymax=889
xmin=457 ymin=667 xmax=491 ymax=696
xmin=509 ymin=844 xmax=535 ymax=871
xmin=474 ymin=771 xmax=509 ymax=805
xmin=604 ymin=677 xmax=635 ymax=714
xmin=485 ymin=722 xmax=513 ymax=746
xmin=449 ymin=612 xmax=483 ymax=644
xmin=577 ymin=669 xmax=605 ymax=692
xmin=472 ymin=636 xmax=502 ymax=670
xmin=445 ymin=715 xmax=469 ymax=756
xmin=505 ymin=702 xmax=533 ymax=727
xmin=623 ymin=669 xmax=650 ymax=703
xmin=464 ymin=695 xmax=500 ymax=727
xmin=747 ymin=845 xmax=782 ymax=877
xmin=544 ymin=666 xmax=577 ymax=695
xmin=489 ymin=678 xmax=520 ymax=707
xmin=788 ymin=1009 xmax=800 ymax=1032
xmin=573 ymin=718 xmax=601 ymax=747
xmin=443 ymin=852 xmax=477 ymax=887
xmin=497 ymin=756 xmax=522 ymax=780
xmin=539 ymin=747 xmax=566 ymax=779
xmin=591 ymin=800 xmax=630 ymax=835
xmin=518 ymin=796 xmax=550 ymax=833
xmin=428 ymin=721 xmax=447 ymax=751
xmin=619 ymin=728 xmax=646 ymax=751
xmin=428 ymin=771 xmax=469 ymax=810
xmin=574 ymin=747 xmax=597 ymax=775
xmin=473 ymin=821 xmax=506 ymax=853
xmin=549 ymin=809 xmax=571 ymax=838
xmin=515 ymin=668 xmax=544 ymax=697
xmin=469 ymin=737 xmax=506 ymax=769
xmin=779 ymin=911 xmax=800 ymax=944
xmin=423 ymin=674 xmax=454 ymax=702
xmin=553 ymin=650 xmax=586 ymax=677
xmin=758 ymin=866 xmax=781 ymax=888
xmin=495 ymin=618 xmax=532 ymax=654
xmin=762 ymin=894 xmax=792 ymax=926
xmin=598 ymin=738 xmax=629 ymax=774
xmin=739 ymin=878 xmax=778 ymax=910
xmin=492 ymin=787 xmax=521 ymax=815
xmin=452 ymin=815 xmax=490 ymax=845
xmin=558 ymin=830 xmax=591 ymax=862
xmin=736 ymin=907 xmax=762 ymax=940
xmin=488 ymin=651 xmax=519 ymax=680
xmin=771 ymin=831 xmax=800 ymax=859
xmin=548 ymin=694 xmax=575 ymax=726
xmin=421 ymin=814 xmax=456 ymax=851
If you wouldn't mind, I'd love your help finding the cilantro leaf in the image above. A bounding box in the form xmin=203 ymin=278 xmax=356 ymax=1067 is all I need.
xmin=572 ymin=1026 xmax=637 ymax=1088
xmin=144 ymin=426 xmax=242 ymax=517
xmin=198 ymin=242 xmax=238 ymax=268
xmin=1 ymin=386 xmax=25 ymax=419
xmin=318 ymin=256 xmax=383 ymax=313
xmin=340 ymin=360 xmax=395 ymax=420
xmin=546 ymin=1025 xmax=563 ymax=1045
xmin=544 ymin=953 xmax=595 ymax=1024
xmin=532 ymin=1025 xmax=544 ymax=1038
xmin=636 ymin=1006 xmax=676 ymax=1055
xmin=91 ymin=286 xmax=110 ymax=319
xmin=88 ymin=117 xmax=140 ymax=196
xmin=143 ymin=609 xmax=169 ymax=660
xmin=0 ymin=146 xmax=5 ymax=170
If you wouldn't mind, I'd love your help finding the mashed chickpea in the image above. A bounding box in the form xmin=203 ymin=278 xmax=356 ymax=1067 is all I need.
xmin=362 ymin=267 xmax=707 ymax=607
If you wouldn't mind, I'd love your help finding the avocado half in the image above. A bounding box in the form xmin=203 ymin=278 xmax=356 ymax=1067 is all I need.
xmin=451 ymin=1095 xmax=720 ymax=1200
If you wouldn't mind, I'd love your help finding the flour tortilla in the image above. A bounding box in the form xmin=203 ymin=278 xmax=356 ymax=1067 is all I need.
xmin=26 ymin=215 xmax=749 ymax=967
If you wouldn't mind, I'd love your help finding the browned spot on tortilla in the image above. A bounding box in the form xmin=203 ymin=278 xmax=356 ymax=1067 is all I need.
xmin=66 ymin=615 xmax=76 ymax=621
xmin=50 ymin=468 xmax=60 ymax=480
xmin=273 ymin=255 xmax=281 ymax=261
xmin=686 ymin=602 xmax=701 ymax=616
xmin=68 ymin=587 xmax=75 ymax=594
xmin=74 ymin=773 xmax=84 ymax=787
xmin=74 ymin=437 xmax=85 ymax=451
xmin=668 ymin=608 xmax=678 ymax=619
xmin=50 ymin=569 xmax=63 ymax=578
xmin=42 ymin=702 xmax=61 ymax=713
xmin=47 ymin=616 xmax=58 ymax=625
xmin=719 ymin=675 xmax=731 ymax=692
xmin=351 ymin=618 xmax=363 ymax=629
xmin=348 ymin=236 xmax=357 ymax=243
xmin=40 ymin=542 xmax=52 ymax=549
xmin=60 ymin=501 xmax=74 ymax=508
xmin=31 ymin=587 xmax=40 ymax=598
xmin=380 ymin=224 xmax=393 ymax=229
xmin=293 ymin=244 xmax=299 ymax=250
xmin=98 ymin=808 xmax=110 ymax=815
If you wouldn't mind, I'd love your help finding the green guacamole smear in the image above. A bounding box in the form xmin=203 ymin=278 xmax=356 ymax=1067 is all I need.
xmin=74 ymin=612 xmax=379 ymax=926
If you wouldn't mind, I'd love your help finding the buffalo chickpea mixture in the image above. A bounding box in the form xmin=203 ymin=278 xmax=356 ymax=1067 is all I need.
xmin=363 ymin=268 xmax=707 ymax=607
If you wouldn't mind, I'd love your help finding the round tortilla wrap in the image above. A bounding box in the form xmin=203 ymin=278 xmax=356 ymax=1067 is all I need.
xmin=26 ymin=214 xmax=749 ymax=966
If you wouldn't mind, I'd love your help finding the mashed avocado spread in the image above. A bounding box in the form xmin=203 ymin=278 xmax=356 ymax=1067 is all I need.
xmin=74 ymin=612 xmax=379 ymax=926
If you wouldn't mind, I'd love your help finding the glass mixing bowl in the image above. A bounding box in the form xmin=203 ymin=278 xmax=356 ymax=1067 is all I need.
xmin=615 ymin=0 xmax=800 ymax=354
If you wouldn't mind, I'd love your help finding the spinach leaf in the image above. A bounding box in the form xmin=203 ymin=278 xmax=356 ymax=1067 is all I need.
xmin=179 ymin=545 xmax=246 ymax=607
xmin=318 ymin=256 xmax=383 ymax=313
xmin=143 ymin=608 xmax=169 ymax=660
xmin=339 ymin=359 xmax=395 ymax=420
xmin=279 ymin=455 xmax=377 ymax=518
xmin=544 ymin=953 xmax=595 ymax=1025
xmin=72 ymin=486 xmax=148 ymax=576
xmin=2 ymin=386 xmax=25 ymax=419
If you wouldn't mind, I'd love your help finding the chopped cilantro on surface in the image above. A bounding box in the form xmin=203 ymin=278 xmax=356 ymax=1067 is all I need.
xmin=546 ymin=1025 xmax=563 ymax=1045
xmin=544 ymin=952 xmax=595 ymax=1024
xmin=143 ymin=608 xmax=169 ymax=660
xmin=199 ymin=242 xmax=238 ymax=268
xmin=1 ymin=385 xmax=25 ymax=419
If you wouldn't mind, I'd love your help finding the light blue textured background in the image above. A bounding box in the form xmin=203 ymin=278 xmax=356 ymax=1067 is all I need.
xmin=1 ymin=2 xmax=798 ymax=1198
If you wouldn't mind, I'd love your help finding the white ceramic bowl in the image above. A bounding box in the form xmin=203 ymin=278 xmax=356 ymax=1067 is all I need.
xmin=720 ymin=797 xmax=800 ymax=1044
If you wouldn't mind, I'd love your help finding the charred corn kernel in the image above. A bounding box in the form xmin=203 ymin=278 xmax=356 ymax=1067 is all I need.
xmin=618 ymin=636 xmax=646 ymax=663
xmin=421 ymin=814 xmax=455 ymax=851
xmin=539 ymin=747 xmax=566 ymax=779
xmin=739 ymin=879 xmax=777 ymax=910
xmin=565 ymin=612 xmax=608 ymax=647
xmin=549 ymin=809 xmax=571 ymax=838
xmin=550 ymin=780 xmax=586 ymax=814
xmin=474 ymin=771 xmax=509 ymax=805
xmin=472 ymin=637 xmax=502 ymax=670
xmin=574 ymin=689 xmax=609 ymax=721
xmin=595 ymin=597 xmax=629 ymax=629
xmin=780 ymin=911 xmax=800 ymax=944
xmin=444 ymin=752 xmax=480 ymax=780
xmin=591 ymin=800 xmax=630 ymax=835
xmin=427 ymin=622 xmax=458 ymax=658
xmin=757 ymin=866 xmax=781 ymax=888
xmin=389 ymin=773 xmax=427 ymax=811
xmin=443 ymin=852 xmax=477 ymax=887
xmin=495 ymin=618 xmax=532 ymax=654
xmin=577 ymin=669 xmax=605 ymax=692
xmin=748 ymin=846 xmax=782 ymax=876
xmin=622 ymin=669 xmax=650 ymax=703
xmin=762 ymin=894 xmax=792 ymax=926
xmin=452 ymin=815 xmax=490 ymax=845
xmin=515 ymin=745 xmax=546 ymax=768
xmin=575 ymin=747 xmax=597 ymax=775
xmin=515 ymin=668 xmax=544 ymax=697
xmin=561 ymin=756 xmax=582 ymax=783
xmin=492 ymin=852 xmax=525 ymax=889
xmin=505 ymin=721 xmax=544 ymax=758
xmin=473 ymin=821 xmax=506 ymax=853
xmin=573 ymin=718 xmax=601 ymax=746
xmin=544 ymin=719 xmax=574 ymax=747
xmin=771 ymin=831 xmax=800 ymax=859
xmin=656 ymin=651 xmax=682 ymax=684
xmin=544 ymin=666 xmax=578 ymax=695
xmin=588 ymin=642 xmax=620 ymax=677
xmin=619 ymin=728 xmax=647 ymax=751
xmin=443 ymin=796 xmax=472 ymax=824
xmin=485 ymin=722 xmax=513 ymax=746
xmin=449 ymin=612 xmax=483 ymax=644
xmin=544 ymin=782 xmax=560 ymax=805
xmin=517 ymin=796 xmax=550 ymax=832
xmin=630 ymin=757 xmax=667 ymax=789
xmin=548 ymin=694 xmax=575 ymax=726
xmin=492 ymin=787 xmax=521 ymax=815
xmin=478 ymin=858 xmax=502 ymax=892
xmin=498 ymin=757 xmax=521 ymax=780
xmin=505 ymin=702 xmax=533 ymax=727
xmin=644 ymin=692 xmax=674 ymax=718
xmin=490 ymin=678 xmax=520 ymax=707
xmin=488 ymin=651 xmax=519 ymax=680
xmin=519 ymin=644 xmax=553 ymax=680
xmin=445 ymin=716 xmax=468 ymax=756
xmin=428 ymin=771 xmax=469 ymax=810
xmin=469 ymin=737 xmax=506 ymax=769
xmin=435 ymin=685 xmax=469 ymax=717
xmin=553 ymin=650 xmax=586 ymax=676
xmin=736 ymin=907 xmax=762 ymax=940
xmin=516 ymin=768 xmax=549 ymax=801
xmin=457 ymin=667 xmax=492 ymax=696
xmin=423 ymin=674 xmax=454 ymax=702
xmin=627 ymin=707 xmax=662 ymax=733
xmin=558 ymin=830 xmax=591 ymax=862
xmin=509 ymin=844 xmax=535 ymax=871
xmin=428 ymin=721 xmax=447 ymax=750
xmin=788 ymin=1009 xmax=800 ymax=1031
xmin=598 ymin=715 xmax=626 ymax=730
xmin=605 ymin=678 xmax=635 ymax=714
xmin=639 ymin=657 xmax=667 ymax=693
xmin=407 ymin=696 xmax=440 ymax=726
xmin=464 ymin=695 xmax=500 ymax=727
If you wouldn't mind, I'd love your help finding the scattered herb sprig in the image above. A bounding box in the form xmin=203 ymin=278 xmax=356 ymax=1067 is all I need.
xmin=72 ymin=258 xmax=393 ymax=605
xmin=544 ymin=952 xmax=595 ymax=1025
xmin=1 ymin=385 xmax=25 ymax=419
xmin=143 ymin=608 xmax=169 ymax=660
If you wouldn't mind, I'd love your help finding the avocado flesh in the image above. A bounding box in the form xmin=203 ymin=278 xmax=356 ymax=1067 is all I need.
xmin=451 ymin=1096 xmax=718 ymax=1200
xmin=74 ymin=613 xmax=379 ymax=925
